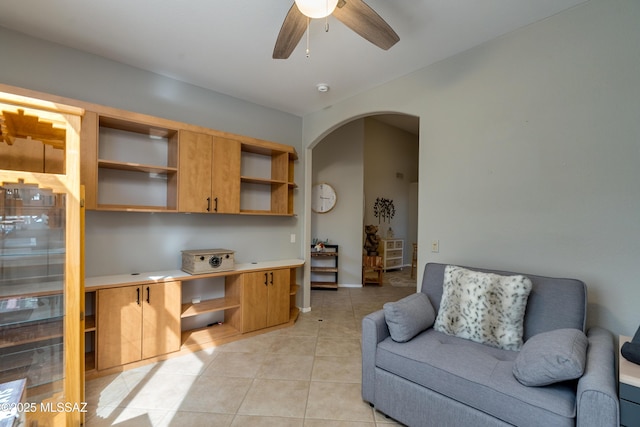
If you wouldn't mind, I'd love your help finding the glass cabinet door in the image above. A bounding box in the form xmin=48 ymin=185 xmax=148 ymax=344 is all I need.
xmin=0 ymin=91 xmax=83 ymax=426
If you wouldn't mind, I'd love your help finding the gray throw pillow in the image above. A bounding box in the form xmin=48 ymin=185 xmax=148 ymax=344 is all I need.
xmin=513 ymin=328 xmax=588 ymax=386
xmin=384 ymin=292 xmax=435 ymax=343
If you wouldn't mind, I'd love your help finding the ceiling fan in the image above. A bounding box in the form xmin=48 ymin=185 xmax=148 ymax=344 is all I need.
xmin=273 ymin=0 xmax=400 ymax=59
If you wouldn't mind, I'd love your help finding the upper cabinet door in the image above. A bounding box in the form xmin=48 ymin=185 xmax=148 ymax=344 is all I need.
xmin=211 ymin=137 xmax=241 ymax=214
xmin=178 ymin=132 xmax=241 ymax=214
xmin=178 ymin=130 xmax=213 ymax=213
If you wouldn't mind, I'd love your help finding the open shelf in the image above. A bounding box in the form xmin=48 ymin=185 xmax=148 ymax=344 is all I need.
xmin=85 ymin=315 xmax=96 ymax=332
xmin=310 ymin=245 xmax=339 ymax=290
xmin=181 ymin=323 xmax=241 ymax=349
xmin=85 ymin=351 xmax=95 ymax=372
xmin=96 ymin=204 xmax=178 ymax=213
xmin=98 ymin=159 xmax=178 ymax=175
xmin=94 ymin=114 xmax=178 ymax=211
xmin=309 ymin=267 xmax=338 ymax=273
xmin=180 ymin=297 xmax=241 ymax=319
xmin=290 ymin=284 xmax=300 ymax=296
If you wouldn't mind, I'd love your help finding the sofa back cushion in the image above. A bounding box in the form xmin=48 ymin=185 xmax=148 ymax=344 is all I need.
xmin=421 ymin=263 xmax=586 ymax=341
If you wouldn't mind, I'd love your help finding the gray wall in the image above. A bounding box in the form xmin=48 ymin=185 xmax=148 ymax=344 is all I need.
xmin=363 ymin=118 xmax=419 ymax=265
xmin=0 ymin=27 xmax=305 ymax=289
xmin=311 ymin=120 xmax=364 ymax=286
xmin=303 ymin=0 xmax=640 ymax=335
xmin=3 ymin=0 xmax=639 ymax=333
xmin=311 ymin=118 xmax=418 ymax=286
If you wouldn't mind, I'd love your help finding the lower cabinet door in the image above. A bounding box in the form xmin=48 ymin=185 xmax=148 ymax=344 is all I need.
xmin=266 ymin=269 xmax=290 ymax=328
xmin=242 ymin=272 xmax=269 ymax=333
xmin=97 ymin=281 xmax=181 ymax=370
xmin=97 ymin=286 xmax=143 ymax=370
xmin=242 ymin=270 xmax=290 ymax=333
xmin=142 ymin=281 xmax=182 ymax=359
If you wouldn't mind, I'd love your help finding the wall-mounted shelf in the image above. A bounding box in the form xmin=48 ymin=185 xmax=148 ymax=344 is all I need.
xmin=80 ymin=107 xmax=297 ymax=216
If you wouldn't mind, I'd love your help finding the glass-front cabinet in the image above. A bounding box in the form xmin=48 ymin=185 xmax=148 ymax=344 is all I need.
xmin=0 ymin=91 xmax=83 ymax=426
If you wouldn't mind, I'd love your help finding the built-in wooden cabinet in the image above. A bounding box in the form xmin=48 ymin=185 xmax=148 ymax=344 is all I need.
xmin=178 ymin=130 xmax=241 ymax=213
xmin=85 ymin=260 xmax=302 ymax=378
xmin=79 ymin=108 xmax=296 ymax=216
xmin=242 ymin=269 xmax=290 ymax=333
xmin=97 ymin=281 xmax=181 ymax=370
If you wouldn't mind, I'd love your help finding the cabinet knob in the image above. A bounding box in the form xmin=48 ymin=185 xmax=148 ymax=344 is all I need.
xmin=146 ymin=286 xmax=150 ymax=304
xmin=264 ymin=272 xmax=268 ymax=286
xmin=136 ymin=288 xmax=140 ymax=305
xmin=206 ymin=197 xmax=211 ymax=212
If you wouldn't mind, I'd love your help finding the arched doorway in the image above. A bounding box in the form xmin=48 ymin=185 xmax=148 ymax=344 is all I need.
xmin=307 ymin=113 xmax=419 ymax=304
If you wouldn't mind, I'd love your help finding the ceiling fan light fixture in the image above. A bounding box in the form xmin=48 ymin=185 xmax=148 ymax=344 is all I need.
xmin=295 ymin=0 xmax=339 ymax=19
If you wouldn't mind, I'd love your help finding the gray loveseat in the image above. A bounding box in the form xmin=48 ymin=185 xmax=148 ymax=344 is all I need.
xmin=362 ymin=263 xmax=619 ymax=427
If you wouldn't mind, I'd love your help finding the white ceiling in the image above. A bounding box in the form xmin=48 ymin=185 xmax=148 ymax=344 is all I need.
xmin=0 ymin=0 xmax=587 ymax=119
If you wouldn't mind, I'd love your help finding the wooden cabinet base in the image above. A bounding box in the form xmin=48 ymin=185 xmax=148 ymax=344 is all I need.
xmin=85 ymin=308 xmax=300 ymax=380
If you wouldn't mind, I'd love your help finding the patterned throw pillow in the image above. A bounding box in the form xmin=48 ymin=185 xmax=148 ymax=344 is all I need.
xmin=434 ymin=265 xmax=533 ymax=351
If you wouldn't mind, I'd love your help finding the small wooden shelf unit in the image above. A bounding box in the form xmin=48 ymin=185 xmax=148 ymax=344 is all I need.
xmin=310 ymin=245 xmax=339 ymax=290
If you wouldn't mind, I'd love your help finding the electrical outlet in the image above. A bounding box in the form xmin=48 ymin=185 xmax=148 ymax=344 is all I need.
xmin=290 ymin=233 xmax=296 ymax=243
xmin=431 ymin=240 xmax=439 ymax=253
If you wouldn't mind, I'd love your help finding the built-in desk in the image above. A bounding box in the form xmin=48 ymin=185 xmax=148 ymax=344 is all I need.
xmin=84 ymin=259 xmax=303 ymax=378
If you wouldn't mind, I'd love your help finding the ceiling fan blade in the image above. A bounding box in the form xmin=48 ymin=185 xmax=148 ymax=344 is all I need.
xmin=333 ymin=0 xmax=399 ymax=50
xmin=273 ymin=3 xmax=308 ymax=59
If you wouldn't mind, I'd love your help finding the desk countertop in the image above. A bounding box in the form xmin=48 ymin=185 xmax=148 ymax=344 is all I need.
xmin=85 ymin=258 xmax=305 ymax=291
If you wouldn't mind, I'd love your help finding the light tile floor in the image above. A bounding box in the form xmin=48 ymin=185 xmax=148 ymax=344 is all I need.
xmin=85 ymin=279 xmax=415 ymax=426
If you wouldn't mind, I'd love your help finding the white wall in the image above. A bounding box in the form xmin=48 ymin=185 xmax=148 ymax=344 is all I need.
xmin=302 ymin=0 xmax=640 ymax=335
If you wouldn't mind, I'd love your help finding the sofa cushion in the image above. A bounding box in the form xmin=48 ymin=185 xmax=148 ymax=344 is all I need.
xmin=513 ymin=328 xmax=588 ymax=386
xmin=384 ymin=292 xmax=435 ymax=342
xmin=434 ymin=265 xmax=533 ymax=351
xmin=376 ymin=329 xmax=577 ymax=426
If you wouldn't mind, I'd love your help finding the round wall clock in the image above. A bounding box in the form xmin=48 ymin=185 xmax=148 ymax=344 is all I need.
xmin=311 ymin=183 xmax=337 ymax=213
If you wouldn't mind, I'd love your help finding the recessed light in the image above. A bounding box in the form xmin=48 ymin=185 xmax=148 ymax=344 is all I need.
xmin=316 ymin=83 xmax=330 ymax=93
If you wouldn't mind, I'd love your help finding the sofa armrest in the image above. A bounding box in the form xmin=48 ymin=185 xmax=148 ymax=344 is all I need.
xmin=362 ymin=309 xmax=390 ymax=403
xmin=576 ymin=327 xmax=619 ymax=427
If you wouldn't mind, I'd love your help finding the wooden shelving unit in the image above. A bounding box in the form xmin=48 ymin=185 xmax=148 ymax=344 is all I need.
xmin=310 ymin=245 xmax=339 ymax=290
